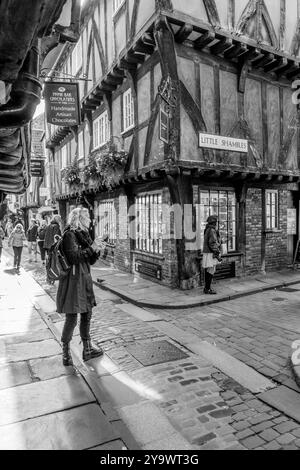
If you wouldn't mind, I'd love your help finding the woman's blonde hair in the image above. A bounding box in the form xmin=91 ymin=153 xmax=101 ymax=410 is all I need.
xmin=68 ymin=207 xmax=90 ymax=230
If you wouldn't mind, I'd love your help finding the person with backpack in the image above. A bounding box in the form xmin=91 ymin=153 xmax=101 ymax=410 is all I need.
xmin=27 ymin=219 xmax=38 ymax=262
xmin=56 ymin=207 xmax=102 ymax=366
xmin=43 ymin=215 xmax=62 ymax=258
xmin=8 ymin=223 xmax=27 ymax=271
xmin=37 ymin=220 xmax=47 ymax=265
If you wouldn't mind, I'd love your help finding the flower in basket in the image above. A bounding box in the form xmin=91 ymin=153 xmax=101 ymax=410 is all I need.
xmin=83 ymin=140 xmax=128 ymax=189
xmin=61 ymin=160 xmax=81 ymax=186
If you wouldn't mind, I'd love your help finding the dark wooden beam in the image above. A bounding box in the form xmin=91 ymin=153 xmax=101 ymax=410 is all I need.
xmin=118 ymin=58 xmax=137 ymax=71
xmin=83 ymin=103 xmax=97 ymax=111
xmin=98 ymin=82 xmax=116 ymax=92
xmin=174 ymin=23 xmax=193 ymax=43
xmin=132 ymin=40 xmax=155 ymax=55
xmin=104 ymin=74 xmax=124 ymax=85
xmin=224 ymin=43 xmax=247 ymax=59
xmin=239 ymin=47 xmax=262 ymax=63
xmin=210 ymin=38 xmax=233 ymax=55
xmin=194 ymin=31 xmax=215 ymax=50
xmin=252 ymin=53 xmax=275 ymax=68
xmin=264 ymin=58 xmax=288 ymax=73
xmin=276 ymin=60 xmax=299 ymax=77
xmin=141 ymin=32 xmax=155 ymax=46
xmin=287 ymin=65 xmax=300 ymax=79
xmin=125 ymin=52 xmax=145 ymax=64
xmin=89 ymin=92 xmax=102 ymax=102
xmin=87 ymin=98 xmax=100 ymax=106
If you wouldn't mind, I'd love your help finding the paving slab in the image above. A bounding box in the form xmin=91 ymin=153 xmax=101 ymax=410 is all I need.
xmin=0 ymin=338 xmax=61 ymax=363
xmin=0 ymin=403 xmax=117 ymax=450
xmin=0 ymin=318 xmax=46 ymax=335
xmin=118 ymin=402 xmax=187 ymax=448
xmin=0 ymin=329 xmax=53 ymax=345
xmin=0 ymin=374 xmax=95 ymax=426
xmin=258 ymin=386 xmax=300 ymax=423
xmin=96 ymin=372 xmax=149 ymax=407
xmin=0 ymin=362 xmax=32 ymax=390
xmin=33 ymin=294 xmax=56 ymax=314
xmin=29 ymin=355 xmax=74 ymax=381
xmin=117 ymin=303 xmax=162 ymax=322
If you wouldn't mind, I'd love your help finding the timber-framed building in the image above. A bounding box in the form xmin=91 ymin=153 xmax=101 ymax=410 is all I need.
xmin=46 ymin=0 xmax=300 ymax=289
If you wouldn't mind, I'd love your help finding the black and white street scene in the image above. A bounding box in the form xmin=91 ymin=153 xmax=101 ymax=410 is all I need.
xmin=2 ymin=0 xmax=300 ymax=455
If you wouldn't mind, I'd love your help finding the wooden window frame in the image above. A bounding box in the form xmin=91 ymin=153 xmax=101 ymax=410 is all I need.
xmin=135 ymin=192 xmax=163 ymax=255
xmin=266 ymin=190 xmax=279 ymax=231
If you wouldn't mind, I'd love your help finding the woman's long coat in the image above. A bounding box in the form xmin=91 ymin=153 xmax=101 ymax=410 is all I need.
xmin=56 ymin=229 xmax=99 ymax=314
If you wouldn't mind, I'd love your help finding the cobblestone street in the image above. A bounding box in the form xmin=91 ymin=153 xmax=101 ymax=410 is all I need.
xmin=9 ymin=244 xmax=300 ymax=451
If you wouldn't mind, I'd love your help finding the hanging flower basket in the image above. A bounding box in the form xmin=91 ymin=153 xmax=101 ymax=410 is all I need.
xmin=83 ymin=141 xmax=128 ymax=189
xmin=61 ymin=160 xmax=81 ymax=187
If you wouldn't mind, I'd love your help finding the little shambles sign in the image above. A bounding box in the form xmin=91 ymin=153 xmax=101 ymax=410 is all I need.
xmin=199 ymin=133 xmax=248 ymax=153
xmin=44 ymin=82 xmax=80 ymax=127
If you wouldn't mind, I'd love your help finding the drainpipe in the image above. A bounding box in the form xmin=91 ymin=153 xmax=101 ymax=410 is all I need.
xmin=0 ymin=41 xmax=41 ymax=128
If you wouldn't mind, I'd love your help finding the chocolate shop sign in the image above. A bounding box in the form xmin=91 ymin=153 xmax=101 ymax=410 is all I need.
xmin=44 ymin=82 xmax=81 ymax=126
xmin=199 ymin=133 xmax=248 ymax=153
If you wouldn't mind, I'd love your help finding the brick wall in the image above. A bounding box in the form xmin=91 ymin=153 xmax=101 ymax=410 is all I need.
xmin=245 ymin=188 xmax=262 ymax=275
xmin=265 ymin=190 xmax=288 ymax=271
xmin=245 ymin=188 xmax=289 ymax=275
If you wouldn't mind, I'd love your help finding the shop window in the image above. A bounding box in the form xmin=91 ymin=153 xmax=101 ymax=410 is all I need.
xmin=135 ymin=193 xmax=163 ymax=255
xmin=197 ymin=189 xmax=237 ymax=253
xmin=123 ymin=88 xmax=134 ymax=132
xmin=113 ymin=0 xmax=125 ymax=14
xmin=95 ymin=200 xmax=116 ymax=244
xmin=266 ymin=190 xmax=279 ymax=230
xmin=93 ymin=111 xmax=110 ymax=149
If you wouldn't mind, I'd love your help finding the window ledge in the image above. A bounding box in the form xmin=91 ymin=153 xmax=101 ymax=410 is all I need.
xmin=264 ymin=229 xmax=282 ymax=234
xmin=121 ymin=125 xmax=135 ymax=136
xmin=92 ymin=142 xmax=110 ymax=152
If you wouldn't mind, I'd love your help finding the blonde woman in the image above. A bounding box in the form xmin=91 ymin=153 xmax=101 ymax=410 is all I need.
xmin=8 ymin=223 xmax=27 ymax=271
xmin=56 ymin=207 xmax=102 ymax=366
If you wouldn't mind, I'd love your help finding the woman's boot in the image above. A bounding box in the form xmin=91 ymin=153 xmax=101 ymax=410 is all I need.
xmin=82 ymin=339 xmax=103 ymax=361
xmin=62 ymin=342 xmax=73 ymax=366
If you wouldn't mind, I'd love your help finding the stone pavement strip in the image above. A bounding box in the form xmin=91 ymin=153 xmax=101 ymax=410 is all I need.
xmin=4 ymin=246 xmax=300 ymax=450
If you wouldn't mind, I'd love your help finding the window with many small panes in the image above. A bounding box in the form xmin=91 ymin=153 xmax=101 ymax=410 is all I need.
xmin=197 ymin=189 xmax=237 ymax=253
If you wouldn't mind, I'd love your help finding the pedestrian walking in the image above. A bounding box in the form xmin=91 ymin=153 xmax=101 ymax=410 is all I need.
xmin=37 ymin=220 xmax=47 ymax=265
xmin=43 ymin=215 xmax=62 ymax=258
xmin=8 ymin=223 xmax=27 ymax=271
xmin=27 ymin=219 xmax=38 ymax=262
xmin=56 ymin=207 xmax=103 ymax=366
xmin=202 ymin=215 xmax=222 ymax=295
xmin=5 ymin=219 xmax=13 ymax=238
xmin=0 ymin=224 xmax=5 ymax=262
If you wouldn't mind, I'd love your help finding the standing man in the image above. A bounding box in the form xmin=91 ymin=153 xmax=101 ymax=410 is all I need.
xmin=202 ymin=215 xmax=222 ymax=295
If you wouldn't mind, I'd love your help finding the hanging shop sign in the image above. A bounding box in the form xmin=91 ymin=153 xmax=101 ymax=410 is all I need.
xmin=30 ymin=159 xmax=44 ymax=177
xmin=199 ymin=133 xmax=248 ymax=153
xmin=44 ymin=81 xmax=81 ymax=127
